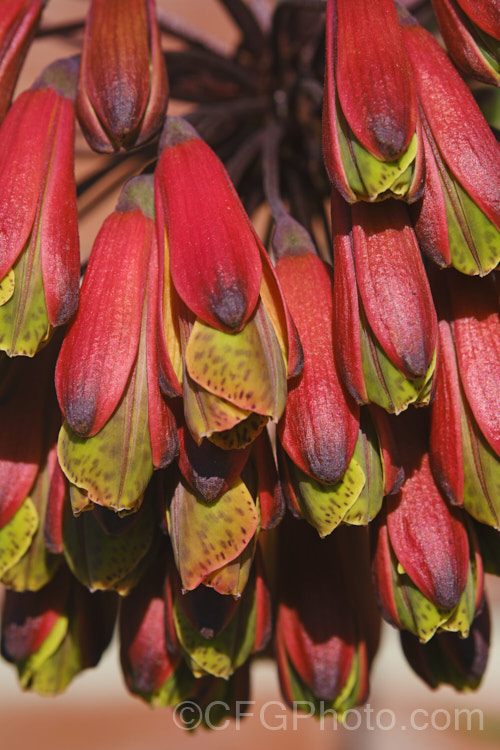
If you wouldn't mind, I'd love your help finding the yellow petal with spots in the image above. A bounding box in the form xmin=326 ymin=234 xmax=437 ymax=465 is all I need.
xmin=202 ymin=532 xmax=257 ymax=597
xmin=287 ymin=453 xmax=366 ymax=538
xmin=0 ymin=497 xmax=38 ymax=578
xmin=185 ymin=301 xmax=286 ymax=419
xmin=183 ymin=369 xmax=251 ymax=443
xmin=62 ymin=500 xmax=155 ymax=594
xmin=167 ymin=477 xmax=258 ymax=591
xmin=207 ymin=413 xmax=269 ymax=450
xmin=0 ymin=269 xmax=14 ymax=305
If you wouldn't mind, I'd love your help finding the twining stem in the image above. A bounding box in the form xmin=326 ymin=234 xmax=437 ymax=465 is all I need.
xmin=263 ymin=121 xmax=288 ymax=220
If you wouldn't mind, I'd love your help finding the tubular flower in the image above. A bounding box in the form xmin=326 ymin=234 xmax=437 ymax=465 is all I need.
xmin=1 ymin=565 xmax=118 ymax=695
xmin=332 ymin=190 xmax=437 ymax=414
xmin=56 ymin=175 xmax=178 ymax=515
xmin=0 ymin=0 xmax=43 ymax=123
xmin=322 ymin=0 xmax=423 ymax=203
xmin=402 ymin=18 xmax=500 ymax=276
xmin=76 ymin=0 xmax=168 ymax=153
xmin=0 ymin=336 xmax=65 ymax=593
xmin=371 ymin=411 xmax=484 ymax=642
xmin=429 ymin=271 xmax=500 ymax=529
xmin=164 ymin=543 xmax=271 ymax=682
xmin=119 ymin=548 xmax=252 ymax=718
xmin=431 ymin=0 xmax=500 ymax=87
xmin=275 ymin=248 xmax=403 ymax=537
xmin=400 ymin=602 xmax=490 ymax=691
xmin=154 ymin=117 xmax=302 ymax=450
xmin=0 ymin=59 xmax=80 ymax=357
xmin=275 ymin=520 xmax=380 ymax=717
xmin=279 ymin=407 xmax=404 ymax=539
xmin=165 ymin=436 xmax=282 ymax=597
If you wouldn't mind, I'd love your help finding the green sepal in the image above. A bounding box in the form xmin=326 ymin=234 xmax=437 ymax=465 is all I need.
xmin=444 ymin=168 xmax=500 ymax=276
xmin=336 ymin=101 xmax=419 ymax=202
xmin=285 ymin=451 xmax=366 ymax=538
xmin=342 ymin=415 xmax=384 ymax=526
xmin=461 ymin=401 xmax=500 ymax=529
xmin=16 ymin=612 xmax=69 ymax=691
xmin=360 ymin=313 xmax=436 ymax=414
xmin=0 ymin=228 xmax=51 ymax=357
xmin=0 ymin=497 xmax=38 ymax=578
xmin=392 ymin=540 xmax=478 ymax=642
xmin=62 ymin=500 xmax=156 ymax=594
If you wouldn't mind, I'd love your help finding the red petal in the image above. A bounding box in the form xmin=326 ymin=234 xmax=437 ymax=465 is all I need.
xmin=56 ymin=210 xmax=150 ymax=436
xmin=410 ymin=126 xmax=451 ymax=268
xmin=155 ymin=119 xmax=262 ymax=332
xmin=0 ymin=1 xmax=43 ymax=123
xmin=331 ymin=189 xmax=367 ymax=402
xmin=335 ymin=0 xmax=417 ymax=161
xmin=368 ymin=405 xmax=404 ymax=495
xmin=430 ymin=319 xmax=465 ymax=505
xmin=277 ymin=252 xmax=359 ymax=484
xmin=276 ymin=519 xmax=356 ymax=701
xmin=120 ymin=556 xmax=179 ymax=694
xmin=322 ymin=0 xmax=354 ymax=200
xmin=39 ymin=95 xmax=79 ymax=326
xmin=387 ymin=412 xmax=469 ymax=610
xmin=0 ymin=358 xmax=44 ymax=527
xmin=370 ymin=507 xmax=400 ymax=628
xmin=432 ymin=0 xmax=500 ymax=86
xmin=351 ymin=200 xmax=437 ymax=379
xmin=252 ymin=428 xmax=284 ymax=530
xmin=448 ymin=273 xmax=500 ymax=456
xmin=0 ymin=89 xmax=56 ymax=280
xmin=253 ymin=547 xmax=272 ymax=653
xmin=145 ymin=226 xmax=179 ymax=469
xmin=402 ymin=22 xmax=500 ymax=230
xmin=456 ymin=0 xmax=500 ymax=38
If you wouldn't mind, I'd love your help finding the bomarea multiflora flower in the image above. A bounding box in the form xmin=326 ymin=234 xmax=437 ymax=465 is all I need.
xmin=331 ymin=190 xmax=437 ymax=414
xmin=429 ymin=270 xmax=500 ymax=529
xmin=154 ymin=117 xmax=303 ymax=451
xmin=322 ymin=0 xmax=424 ymax=203
xmin=76 ymin=0 xmax=168 ymax=153
xmin=402 ymin=16 xmax=500 ymax=276
xmin=0 ymin=58 xmax=80 ymax=357
xmin=274 ymin=244 xmax=403 ymax=538
xmin=56 ymin=175 xmax=178 ymax=515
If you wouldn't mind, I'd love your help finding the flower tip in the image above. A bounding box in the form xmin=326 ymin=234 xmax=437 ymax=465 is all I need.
xmin=210 ymin=283 xmax=248 ymax=331
xmin=33 ymin=55 xmax=80 ymax=100
xmin=116 ymin=174 xmax=155 ymax=219
xmin=371 ymin=117 xmax=409 ymax=162
xmin=159 ymin=116 xmax=198 ymax=154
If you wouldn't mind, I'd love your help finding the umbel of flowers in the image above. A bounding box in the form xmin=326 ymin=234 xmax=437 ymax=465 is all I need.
xmin=0 ymin=0 xmax=499 ymax=726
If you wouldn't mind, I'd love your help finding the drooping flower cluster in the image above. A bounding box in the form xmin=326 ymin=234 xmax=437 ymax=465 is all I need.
xmin=0 ymin=0 xmax=499 ymax=728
